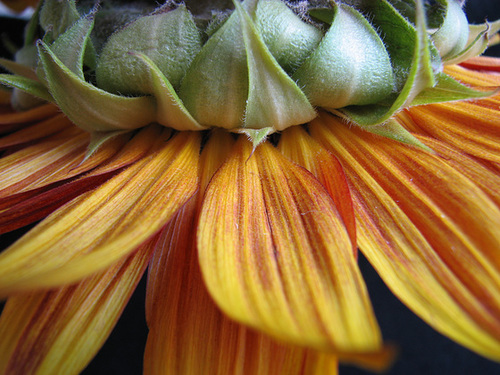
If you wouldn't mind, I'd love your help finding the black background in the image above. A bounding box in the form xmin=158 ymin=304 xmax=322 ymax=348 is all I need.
xmin=0 ymin=1 xmax=499 ymax=374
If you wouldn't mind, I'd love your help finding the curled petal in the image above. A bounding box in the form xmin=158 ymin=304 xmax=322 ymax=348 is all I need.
xmin=278 ymin=126 xmax=356 ymax=253
xmin=0 ymin=131 xmax=200 ymax=295
xmin=0 ymin=103 xmax=58 ymax=133
xmin=0 ymin=239 xmax=153 ymax=375
xmin=198 ymin=137 xmax=390 ymax=366
xmin=145 ymin=132 xmax=338 ymax=374
xmin=407 ymin=100 xmax=500 ymax=163
xmin=311 ymin=113 xmax=500 ymax=360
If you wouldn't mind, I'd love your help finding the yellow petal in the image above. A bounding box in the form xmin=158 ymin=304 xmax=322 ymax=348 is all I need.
xmin=0 ymin=104 xmax=58 ymax=128
xmin=452 ymin=58 xmax=500 ymax=81
xmin=407 ymin=101 xmax=500 ymax=162
xmin=197 ymin=137 xmax=387 ymax=361
xmin=145 ymin=132 xmax=338 ymax=374
xmin=0 ymin=128 xmax=87 ymax=196
xmin=0 ymin=113 xmax=72 ymax=149
xmin=0 ymin=131 xmax=200 ymax=295
xmin=278 ymin=125 xmax=357 ymax=253
xmin=311 ymin=112 xmax=500 ymax=360
xmin=0 ymin=126 xmax=161 ymax=234
xmin=0 ymin=238 xmax=153 ymax=375
xmin=415 ymin=134 xmax=500 ymax=206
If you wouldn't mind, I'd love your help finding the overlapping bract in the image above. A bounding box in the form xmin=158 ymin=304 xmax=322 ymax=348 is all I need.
xmin=1 ymin=0 xmax=498 ymax=145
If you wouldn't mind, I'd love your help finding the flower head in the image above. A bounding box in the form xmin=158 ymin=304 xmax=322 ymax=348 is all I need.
xmin=0 ymin=0 xmax=499 ymax=374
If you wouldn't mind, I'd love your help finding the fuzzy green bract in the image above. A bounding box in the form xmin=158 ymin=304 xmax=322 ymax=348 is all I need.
xmin=0 ymin=0 xmax=499 ymax=146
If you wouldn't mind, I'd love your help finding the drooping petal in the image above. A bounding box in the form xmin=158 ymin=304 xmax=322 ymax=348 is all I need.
xmin=197 ymin=137 xmax=390 ymax=366
xmin=0 ymin=129 xmax=89 ymax=197
xmin=459 ymin=56 xmax=500 ymax=73
xmin=445 ymin=63 xmax=500 ymax=85
xmin=0 ymin=103 xmax=58 ymax=133
xmin=278 ymin=125 xmax=356 ymax=253
xmin=145 ymin=132 xmax=338 ymax=375
xmin=407 ymin=99 xmax=500 ymax=163
xmin=0 ymin=126 xmax=160 ymax=234
xmin=0 ymin=237 xmax=154 ymax=375
xmin=311 ymin=113 xmax=500 ymax=360
xmin=0 ymin=131 xmax=200 ymax=296
xmin=0 ymin=113 xmax=73 ymax=149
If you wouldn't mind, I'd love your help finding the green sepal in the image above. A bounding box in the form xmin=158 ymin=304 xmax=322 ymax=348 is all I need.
xmin=237 ymin=127 xmax=274 ymax=149
xmin=293 ymin=4 xmax=394 ymax=108
xmin=179 ymin=0 xmax=248 ymax=129
xmin=0 ymin=57 xmax=38 ymax=80
xmin=235 ymin=0 xmax=316 ymax=131
xmin=39 ymin=1 xmax=97 ymax=70
xmin=83 ymin=130 xmax=131 ymax=162
xmin=365 ymin=118 xmax=433 ymax=152
xmin=0 ymin=74 xmax=52 ymax=102
xmin=430 ymin=0 xmax=469 ymax=59
xmin=37 ymin=41 xmax=156 ymax=132
xmin=307 ymin=8 xmax=336 ymax=24
xmin=39 ymin=0 xmax=80 ymax=42
xmin=411 ymin=72 xmax=499 ymax=106
xmin=46 ymin=13 xmax=96 ymax=80
xmin=179 ymin=1 xmax=250 ymax=128
xmin=24 ymin=1 xmax=43 ymax=46
xmin=352 ymin=0 xmax=440 ymax=90
xmin=132 ymin=53 xmax=206 ymax=131
xmin=445 ymin=20 xmax=500 ymax=64
xmin=13 ymin=45 xmax=39 ymax=78
xmin=335 ymin=0 xmax=436 ymax=126
xmin=180 ymin=0 xmax=315 ymax=130
xmin=256 ymin=0 xmax=322 ymax=73
xmin=96 ymin=5 xmax=201 ymax=95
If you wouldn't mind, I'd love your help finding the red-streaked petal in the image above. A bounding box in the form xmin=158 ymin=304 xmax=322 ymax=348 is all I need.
xmin=145 ymin=132 xmax=338 ymax=375
xmin=0 ymin=130 xmax=89 ymax=196
xmin=0 ymin=126 xmax=161 ymax=234
xmin=0 ymin=238 xmax=153 ymax=375
xmin=146 ymin=130 xmax=234 ymax=323
xmin=407 ymin=100 xmax=500 ymax=163
xmin=444 ymin=65 xmax=500 ymax=86
xmin=0 ymin=114 xmax=73 ymax=149
xmin=459 ymin=56 xmax=500 ymax=73
xmin=197 ymin=137 xmax=388 ymax=363
xmin=0 ymin=131 xmax=199 ymax=295
xmin=416 ymin=134 xmax=500 ymax=206
xmin=0 ymin=104 xmax=58 ymax=131
xmin=311 ymin=113 xmax=500 ymax=360
xmin=278 ymin=125 xmax=357 ymax=254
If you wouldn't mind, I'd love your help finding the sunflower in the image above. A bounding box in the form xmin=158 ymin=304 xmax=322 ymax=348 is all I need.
xmin=0 ymin=0 xmax=499 ymax=374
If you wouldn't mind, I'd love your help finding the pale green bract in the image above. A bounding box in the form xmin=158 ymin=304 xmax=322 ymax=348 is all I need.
xmin=0 ymin=0 xmax=499 ymax=147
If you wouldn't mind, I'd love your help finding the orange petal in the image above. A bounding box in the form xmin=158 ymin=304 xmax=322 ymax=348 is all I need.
xmin=407 ymin=100 xmax=500 ymax=163
xmin=0 ymin=114 xmax=73 ymax=149
xmin=311 ymin=113 xmax=500 ymax=360
xmin=0 ymin=132 xmax=92 ymax=197
xmin=0 ymin=131 xmax=200 ymax=295
xmin=415 ymin=134 xmax=500 ymax=207
xmin=145 ymin=132 xmax=338 ymax=375
xmin=0 ymin=237 xmax=153 ymax=375
xmin=278 ymin=125 xmax=357 ymax=254
xmin=444 ymin=64 xmax=500 ymax=86
xmin=197 ymin=137 xmax=387 ymax=362
xmin=0 ymin=104 xmax=59 ymax=133
xmin=459 ymin=56 xmax=500 ymax=73
xmin=0 ymin=126 xmax=162 ymax=234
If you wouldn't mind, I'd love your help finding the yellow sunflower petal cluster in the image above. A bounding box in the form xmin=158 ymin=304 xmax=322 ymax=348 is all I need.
xmin=0 ymin=1 xmax=499 ymax=374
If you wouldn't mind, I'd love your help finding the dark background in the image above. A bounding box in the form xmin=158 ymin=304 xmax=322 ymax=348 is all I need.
xmin=0 ymin=1 xmax=499 ymax=374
